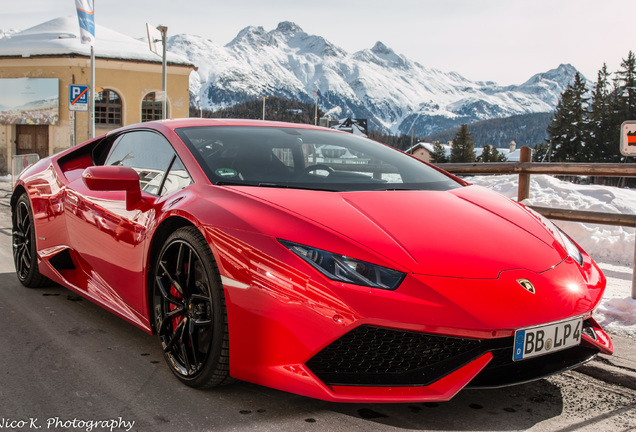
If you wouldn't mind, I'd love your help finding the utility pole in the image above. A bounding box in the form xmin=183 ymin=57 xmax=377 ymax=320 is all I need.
xmin=199 ymin=80 xmax=207 ymax=118
xmin=313 ymin=90 xmax=318 ymax=125
xmin=90 ymin=44 xmax=95 ymax=138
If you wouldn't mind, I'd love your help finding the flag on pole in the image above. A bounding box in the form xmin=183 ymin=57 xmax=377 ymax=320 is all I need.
xmin=75 ymin=0 xmax=95 ymax=45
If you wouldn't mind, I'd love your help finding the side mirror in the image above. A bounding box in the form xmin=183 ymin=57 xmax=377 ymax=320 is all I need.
xmin=82 ymin=166 xmax=143 ymax=211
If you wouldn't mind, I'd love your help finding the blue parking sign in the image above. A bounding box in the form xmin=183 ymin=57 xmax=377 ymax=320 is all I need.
xmin=69 ymin=85 xmax=89 ymax=111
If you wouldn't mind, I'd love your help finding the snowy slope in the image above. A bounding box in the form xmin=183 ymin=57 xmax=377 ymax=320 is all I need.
xmin=0 ymin=28 xmax=17 ymax=39
xmin=167 ymin=21 xmax=581 ymax=135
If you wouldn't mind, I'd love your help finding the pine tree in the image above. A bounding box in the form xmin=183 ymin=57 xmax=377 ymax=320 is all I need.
xmin=450 ymin=125 xmax=476 ymax=162
xmin=479 ymin=145 xmax=492 ymax=162
xmin=616 ymin=50 xmax=636 ymax=120
xmin=587 ymin=64 xmax=620 ymax=161
xmin=492 ymin=146 xmax=508 ymax=162
xmin=431 ymin=141 xmax=448 ymax=163
xmin=533 ymin=142 xmax=550 ymax=162
xmin=479 ymin=145 xmax=507 ymax=162
xmin=547 ymin=72 xmax=590 ymax=162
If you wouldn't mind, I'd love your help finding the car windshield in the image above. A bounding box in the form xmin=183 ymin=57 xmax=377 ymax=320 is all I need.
xmin=176 ymin=126 xmax=461 ymax=192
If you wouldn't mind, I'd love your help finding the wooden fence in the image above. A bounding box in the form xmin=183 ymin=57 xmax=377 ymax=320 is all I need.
xmin=437 ymin=147 xmax=636 ymax=299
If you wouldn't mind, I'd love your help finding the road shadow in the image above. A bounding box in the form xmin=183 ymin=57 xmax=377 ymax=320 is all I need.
xmin=214 ymin=379 xmax=564 ymax=431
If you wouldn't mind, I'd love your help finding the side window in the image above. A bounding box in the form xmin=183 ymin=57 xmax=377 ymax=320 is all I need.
xmin=104 ymin=130 xmax=191 ymax=196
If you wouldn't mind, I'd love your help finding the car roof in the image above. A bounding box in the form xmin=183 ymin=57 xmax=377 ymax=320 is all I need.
xmin=134 ymin=118 xmax=331 ymax=132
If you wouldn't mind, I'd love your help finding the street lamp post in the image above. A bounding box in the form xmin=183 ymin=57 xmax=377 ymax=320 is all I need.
xmin=157 ymin=25 xmax=168 ymax=120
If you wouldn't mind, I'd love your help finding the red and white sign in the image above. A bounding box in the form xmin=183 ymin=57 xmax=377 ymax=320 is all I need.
xmin=620 ymin=120 xmax=636 ymax=156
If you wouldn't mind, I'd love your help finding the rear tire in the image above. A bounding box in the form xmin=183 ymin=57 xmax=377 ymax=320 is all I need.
xmin=12 ymin=194 xmax=51 ymax=288
xmin=152 ymin=226 xmax=233 ymax=388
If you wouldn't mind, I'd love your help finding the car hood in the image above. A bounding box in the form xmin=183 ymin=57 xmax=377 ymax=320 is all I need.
xmin=224 ymin=185 xmax=567 ymax=279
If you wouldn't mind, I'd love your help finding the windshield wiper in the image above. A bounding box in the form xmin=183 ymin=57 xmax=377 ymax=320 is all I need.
xmin=377 ymin=187 xmax=416 ymax=191
xmin=215 ymin=180 xmax=291 ymax=188
xmin=215 ymin=180 xmax=254 ymax=187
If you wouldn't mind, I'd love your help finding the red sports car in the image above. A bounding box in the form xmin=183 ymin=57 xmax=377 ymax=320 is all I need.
xmin=12 ymin=118 xmax=613 ymax=402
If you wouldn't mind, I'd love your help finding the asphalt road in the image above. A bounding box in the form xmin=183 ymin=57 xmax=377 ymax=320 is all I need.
xmin=0 ymin=181 xmax=635 ymax=432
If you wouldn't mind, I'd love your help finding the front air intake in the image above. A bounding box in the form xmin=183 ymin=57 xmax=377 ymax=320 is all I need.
xmin=306 ymin=325 xmax=485 ymax=386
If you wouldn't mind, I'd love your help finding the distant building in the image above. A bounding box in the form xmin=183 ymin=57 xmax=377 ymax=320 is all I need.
xmin=406 ymin=142 xmax=439 ymax=163
xmin=0 ymin=16 xmax=195 ymax=174
xmin=509 ymin=140 xmax=517 ymax=153
xmin=406 ymin=142 xmax=456 ymax=163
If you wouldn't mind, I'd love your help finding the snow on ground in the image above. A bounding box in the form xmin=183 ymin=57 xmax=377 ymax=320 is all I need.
xmin=468 ymin=174 xmax=636 ymax=338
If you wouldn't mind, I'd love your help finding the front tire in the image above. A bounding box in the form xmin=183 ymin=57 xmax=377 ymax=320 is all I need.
xmin=12 ymin=194 xmax=50 ymax=288
xmin=152 ymin=226 xmax=232 ymax=388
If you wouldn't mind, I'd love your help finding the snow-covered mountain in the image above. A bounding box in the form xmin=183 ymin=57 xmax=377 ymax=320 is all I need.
xmin=0 ymin=28 xmax=17 ymax=39
xmin=168 ymin=21 xmax=581 ymax=135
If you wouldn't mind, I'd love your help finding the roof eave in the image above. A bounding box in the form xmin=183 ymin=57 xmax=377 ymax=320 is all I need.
xmin=0 ymin=53 xmax=196 ymax=69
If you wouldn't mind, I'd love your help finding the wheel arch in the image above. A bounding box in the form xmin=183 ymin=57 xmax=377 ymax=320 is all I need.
xmin=146 ymin=215 xmax=198 ymax=334
xmin=11 ymin=184 xmax=28 ymax=209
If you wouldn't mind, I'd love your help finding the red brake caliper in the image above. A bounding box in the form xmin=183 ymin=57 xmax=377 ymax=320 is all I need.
xmin=170 ymin=284 xmax=183 ymax=330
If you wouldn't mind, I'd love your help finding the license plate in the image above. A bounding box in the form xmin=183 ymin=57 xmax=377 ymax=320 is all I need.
xmin=513 ymin=317 xmax=582 ymax=361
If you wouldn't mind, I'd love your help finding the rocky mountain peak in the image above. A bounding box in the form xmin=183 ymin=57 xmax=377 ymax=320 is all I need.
xmin=371 ymin=41 xmax=393 ymax=56
xmin=275 ymin=21 xmax=304 ymax=35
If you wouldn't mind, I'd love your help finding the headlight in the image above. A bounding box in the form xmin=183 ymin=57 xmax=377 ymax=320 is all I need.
xmin=526 ymin=208 xmax=583 ymax=266
xmin=559 ymin=230 xmax=583 ymax=266
xmin=279 ymin=240 xmax=405 ymax=290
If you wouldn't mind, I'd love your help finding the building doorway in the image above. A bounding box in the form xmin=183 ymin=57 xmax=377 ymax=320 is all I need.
xmin=16 ymin=125 xmax=49 ymax=160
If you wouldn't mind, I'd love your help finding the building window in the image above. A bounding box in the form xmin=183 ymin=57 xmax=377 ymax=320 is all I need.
xmin=141 ymin=92 xmax=165 ymax=122
xmin=95 ymin=89 xmax=122 ymax=126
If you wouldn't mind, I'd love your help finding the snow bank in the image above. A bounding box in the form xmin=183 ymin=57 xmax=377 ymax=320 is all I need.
xmin=468 ymin=174 xmax=636 ymax=266
xmin=469 ymin=174 xmax=636 ymax=338
xmin=595 ymin=263 xmax=636 ymax=337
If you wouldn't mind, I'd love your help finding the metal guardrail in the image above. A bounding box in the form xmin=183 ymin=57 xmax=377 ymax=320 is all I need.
xmin=437 ymin=147 xmax=636 ymax=299
xmin=11 ymin=153 xmax=40 ymax=186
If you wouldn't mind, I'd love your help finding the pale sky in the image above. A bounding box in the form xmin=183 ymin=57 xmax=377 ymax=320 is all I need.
xmin=1 ymin=0 xmax=633 ymax=86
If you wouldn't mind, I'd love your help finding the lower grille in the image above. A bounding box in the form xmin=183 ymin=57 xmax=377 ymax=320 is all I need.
xmin=306 ymin=325 xmax=484 ymax=386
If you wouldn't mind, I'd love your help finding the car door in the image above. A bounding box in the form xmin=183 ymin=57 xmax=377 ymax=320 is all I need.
xmin=65 ymin=129 xmax=192 ymax=319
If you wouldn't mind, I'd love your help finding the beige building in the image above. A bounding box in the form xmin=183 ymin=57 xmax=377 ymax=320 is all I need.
xmin=0 ymin=16 xmax=195 ymax=175
xmin=406 ymin=142 xmax=451 ymax=163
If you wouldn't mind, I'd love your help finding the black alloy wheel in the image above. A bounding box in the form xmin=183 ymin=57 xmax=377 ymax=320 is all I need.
xmin=152 ymin=226 xmax=232 ymax=388
xmin=12 ymin=194 xmax=50 ymax=287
